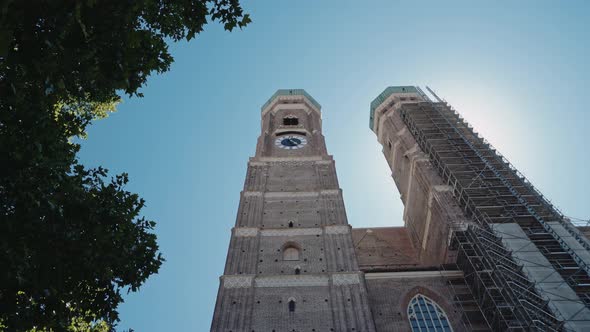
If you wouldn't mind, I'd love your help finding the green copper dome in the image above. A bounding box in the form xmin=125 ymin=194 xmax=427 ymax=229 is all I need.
xmin=369 ymin=86 xmax=419 ymax=131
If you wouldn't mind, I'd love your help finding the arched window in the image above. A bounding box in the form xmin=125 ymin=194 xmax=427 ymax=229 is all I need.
xmin=283 ymin=246 xmax=300 ymax=261
xmin=407 ymin=294 xmax=453 ymax=332
xmin=288 ymin=297 xmax=296 ymax=312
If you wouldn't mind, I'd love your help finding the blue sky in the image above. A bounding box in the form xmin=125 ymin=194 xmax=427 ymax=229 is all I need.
xmin=76 ymin=1 xmax=590 ymax=330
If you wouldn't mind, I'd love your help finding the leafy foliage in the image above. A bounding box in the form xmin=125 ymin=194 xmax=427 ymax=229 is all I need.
xmin=0 ymin=0 xmax=249 ymax=330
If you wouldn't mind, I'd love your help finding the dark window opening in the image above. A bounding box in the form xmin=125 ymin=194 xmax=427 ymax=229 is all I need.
xmin=276 ymin=131 xmax=306 ymax=136
xmin=288 ymin=300 xmax=296 ymax=312
xmin=283 ymin=117 xmax=299 ymax=126
xmin=295 ymin=268 xmax=301 ymax=275
xmin=288 ymin=221 xmax=294 ymax=228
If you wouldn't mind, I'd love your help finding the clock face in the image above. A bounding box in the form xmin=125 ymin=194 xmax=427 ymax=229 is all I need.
xmin=275 ymin=135 xmax=308 ymax=150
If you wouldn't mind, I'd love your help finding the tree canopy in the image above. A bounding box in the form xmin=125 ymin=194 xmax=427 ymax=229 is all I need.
xmin=0 ymin=1 xmax=249 ymax=330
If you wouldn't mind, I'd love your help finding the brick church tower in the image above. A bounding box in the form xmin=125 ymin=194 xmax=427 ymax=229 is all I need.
xmin=212 ymin=87 xmax=590 ymax=331
xmin=365 ymin=86 xmax=590 ymax=331
xmin=211 ymin=90 xmax=376 ymax=332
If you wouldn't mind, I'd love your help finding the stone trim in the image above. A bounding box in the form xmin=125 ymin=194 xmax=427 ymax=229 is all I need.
xmin=396 ymin=127 xmax=408 ymax=137
xmin=222 ymin=273 xmax=363 ymax=289
xmin=248 ymin=157 xmax=334 ymax=167
xmin=320 ymin=189 xmax=340 ymax=196
xmin=234 ymin=227 xmax=258 ymax=237
xmin=234 ymin=226 xmax=352 ymax=237
xmin=250 ymin=160 xmax=328 ymax=167
xmin=261 ymin=228 xmax=322 ymax=237
xmin=325 ymin=225 xmax=350 ymax=235
xmin=223 ymin=275 xmax=254 ymax=288
xmin=243 ymin=191 xmax=263 ymax=197
xmin=404 ymin=144 xmax=420 ymax=157
xmin=365 ymin=270 xmax=463 ymax=280
xmin=253 ymin=156 xmax=325 ymax=162
xmin=261 ymin=96 xmax=321 ymax=116
xmin=255 ymin=275 xmax=329 ymax=288
xmin=332 ymin=273 xmax=361 ymax=285
xmin=265 ymin=191 xmax=319 ymax=198
xmin=249 ymin=189 xmax=340 ymax=198
xmin=269 ymin=104 xmax=312 ymax=116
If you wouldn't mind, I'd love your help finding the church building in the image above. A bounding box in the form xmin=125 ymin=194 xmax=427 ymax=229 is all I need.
xmin=211 ymin=88 xmax=590 ymax=331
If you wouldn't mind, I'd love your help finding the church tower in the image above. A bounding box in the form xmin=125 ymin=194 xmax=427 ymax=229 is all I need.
xmin=211 ymin=90 xmax=376 ymax=332
xmin=367 ymin=86 xmax=590 ymax=331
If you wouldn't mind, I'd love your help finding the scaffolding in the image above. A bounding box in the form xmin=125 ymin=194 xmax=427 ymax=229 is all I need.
xmin=440 ymin=263 xmax=492 ymax=331
xmin=398 ymin=100 xmax=590 ymax=331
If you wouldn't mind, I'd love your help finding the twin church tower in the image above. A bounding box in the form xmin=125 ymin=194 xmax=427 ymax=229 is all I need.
xmin=211 ymin=88 xmax=590 ymax=331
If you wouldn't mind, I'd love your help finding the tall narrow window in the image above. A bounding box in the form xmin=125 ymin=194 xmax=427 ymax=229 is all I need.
xmin=407 ymin=294 xmax=453 ymax=332
xmin=283 ymin=245 xmax=300 ymax=261
xmin=288 ymin=299 xmax=296 ymax=312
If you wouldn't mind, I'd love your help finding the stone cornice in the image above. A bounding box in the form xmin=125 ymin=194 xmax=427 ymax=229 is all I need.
xmin=365 ymin=270 xmax=463 ymax=280
xmin=261 ymin=228 xmax=323 ymax=236
xmin=241 ymin=189 xmax=342 ymax=199
xmin=256 ymin=275 xmax=329 ymax=287
xmin=261 ymin=89 xmax=321 ymax=116
xmin=370 ymin=86 xmax=426 ymax=132
xmin=232 ymin=224 xmax=350 ymax=238
xmin=221 ymin=272 xmax=363 ymax=288
xmin=249 ymin=156 xmax=332 ymax=165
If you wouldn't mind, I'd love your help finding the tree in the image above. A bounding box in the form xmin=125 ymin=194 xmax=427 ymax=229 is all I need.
xmin=0 ymin=1 xmax=250 ymax=330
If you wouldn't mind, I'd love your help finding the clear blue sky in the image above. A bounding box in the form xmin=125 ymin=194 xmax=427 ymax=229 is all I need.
xmin=76 ymin=1 xmax=590 ymax=330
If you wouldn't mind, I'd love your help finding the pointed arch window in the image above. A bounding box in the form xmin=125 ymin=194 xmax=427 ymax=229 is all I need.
xmin=288 ymin=298 xmax=296 ymax=312
xmin=407 ymin=294 xmax=453 ymax=332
